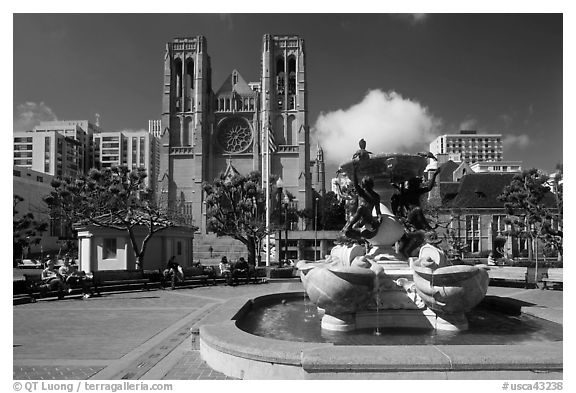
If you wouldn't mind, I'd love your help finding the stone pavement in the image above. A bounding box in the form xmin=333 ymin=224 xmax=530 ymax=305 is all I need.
xmin=13 ymin=281 xmax=562 ymax=380
xmin=13 ymin=281 xmax=302 ymax=380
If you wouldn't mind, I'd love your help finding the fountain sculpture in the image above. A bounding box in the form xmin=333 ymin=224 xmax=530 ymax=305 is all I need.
xmin=297 ymin=140 xmax=489 ymax=332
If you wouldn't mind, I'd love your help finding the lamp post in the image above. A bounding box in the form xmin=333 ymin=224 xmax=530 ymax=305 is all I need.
xmin=284 ymin=195 xmax=289 ymax=265
xmin=314 ymin=197 xmax=319 ymax=261
xmin=276 ymin=178 xmax=284 ymax=266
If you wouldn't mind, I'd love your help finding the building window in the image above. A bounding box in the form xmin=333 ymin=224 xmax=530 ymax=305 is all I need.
xmin=139 ymin=137 xmax=145 ymax=167
xmin=177 ymin=241 xmax=182 ymax=256
xmin=36 ymin=176 xmax=43 ymax=183
xmin=102 ymin=238 xmax=117 ymax=259
xmin=13 ymin=170 xmax=21 ymax=177
xmin=465 ymin=215 xmax=480 ymax=252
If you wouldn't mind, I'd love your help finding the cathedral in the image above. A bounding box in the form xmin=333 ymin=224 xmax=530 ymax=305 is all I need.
xmin=158 ymin=34 xmax=325 ymax=235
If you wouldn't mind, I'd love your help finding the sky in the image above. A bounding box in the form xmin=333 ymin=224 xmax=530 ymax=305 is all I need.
xmin=12 ymin=13 xmax=563 ymax=175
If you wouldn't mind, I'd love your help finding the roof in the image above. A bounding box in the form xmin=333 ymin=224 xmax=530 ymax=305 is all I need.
xmin=73 ymin=210 xmax=197 ymax=231
xmin=443 ymin=172 xmax=558 ymax=210
xmin=438 ymin=160 xmax=460 ymax=182
xmin=445 ymin=173 xmax=515 ymax=209
xmin=215 ymin=70 xmax=256 ymax=97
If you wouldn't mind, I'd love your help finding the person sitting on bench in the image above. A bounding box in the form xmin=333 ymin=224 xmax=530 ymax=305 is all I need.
xmin=219 ymin=256 xmax=233 ymax=285
xmin=40 ymin=256 xmax=66 ymax=299
xmin=232 ymin=257 xmax=250 ymax=285
xmin=58 ymin=256 xmax=92 ymax=299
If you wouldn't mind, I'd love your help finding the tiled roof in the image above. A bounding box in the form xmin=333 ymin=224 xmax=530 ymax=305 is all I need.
xmin=446 ymin=173 xmax=515 ymax=208
xmin=443 ymin=172 xmax=558 ymax=210
xmin=438 ymin=160 xmax=460 ymax=182
xmin=73 ymin=210 xmax=196 ymax=230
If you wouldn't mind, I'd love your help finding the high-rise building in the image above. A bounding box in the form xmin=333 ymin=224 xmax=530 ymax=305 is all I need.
xmin=158 ymin=35 xmax=313 ymax=233
xmin=14 ymin=120 xmax=160 ymax=194
xmin=93 ymin=129 xmax=159 ymax=193
xmin=429 ymin=130 xmax=503 ymax=164
xmin=13 ymin=120 xmax=99 ymax=177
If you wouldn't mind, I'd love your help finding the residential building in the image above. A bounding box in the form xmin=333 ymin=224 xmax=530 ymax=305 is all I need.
xmin=429 ymin=130 xmax=503 ymax=164
xmin=13 ymin=167 xmax=61 ymax=254
xmin=470 ymin=161 xmax=522 ymax=174
xmin=93 ymin=130 xmax=160 ymax=193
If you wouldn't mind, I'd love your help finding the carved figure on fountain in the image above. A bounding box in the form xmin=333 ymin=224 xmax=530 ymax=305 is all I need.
xmin=340 ymin=160 xmax=382 ymax=241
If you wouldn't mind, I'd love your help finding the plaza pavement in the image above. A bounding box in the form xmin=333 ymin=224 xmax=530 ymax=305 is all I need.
xmin=13 ymin=280 xmax=562 ymax=380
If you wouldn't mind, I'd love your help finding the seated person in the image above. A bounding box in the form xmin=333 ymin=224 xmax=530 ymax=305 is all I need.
xmin=40 ymin=256 xmax=66 ymax=299
xmin=219 ymin=256 xmax=233 ymax=285
xmin=58 ymin=256 xmax=93 ymax=299
xmin=162 ymin=256 xmax=183 ymax=289
xmin=232 ymin=257 xmax=250 ymax=285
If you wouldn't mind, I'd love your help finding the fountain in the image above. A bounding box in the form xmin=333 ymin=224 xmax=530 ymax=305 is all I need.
xmin=197 ymin=141 xmax=562 ymax=379
xmin=297 ymin=147 xmax=490 ymax=332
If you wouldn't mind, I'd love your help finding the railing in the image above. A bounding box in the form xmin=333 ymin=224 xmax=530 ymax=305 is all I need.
xmin=170 ymin=147 xmax=194 ymax=156
xmin=277 ymin=145 xmax=299 ymax=153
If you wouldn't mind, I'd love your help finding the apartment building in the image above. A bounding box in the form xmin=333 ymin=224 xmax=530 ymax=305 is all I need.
xmin=429 ymin=130 xmax=503 ymax=164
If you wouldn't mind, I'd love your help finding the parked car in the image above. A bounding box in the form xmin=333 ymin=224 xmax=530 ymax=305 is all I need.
xmin=17 ymin=259 xmax=43 ymax=269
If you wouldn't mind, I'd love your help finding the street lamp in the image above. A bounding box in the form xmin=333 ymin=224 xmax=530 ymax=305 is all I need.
xmin=276 ymin=178 xmax=284 ymax=266
xmin=283 ymin=194 xmax=289 ymax=266
xmin=314 ymin=197 xmax=320 ymax=260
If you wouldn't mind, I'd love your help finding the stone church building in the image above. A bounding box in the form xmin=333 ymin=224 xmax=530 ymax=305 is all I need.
xmin=157 ymin=34 xmax=326 ymax=259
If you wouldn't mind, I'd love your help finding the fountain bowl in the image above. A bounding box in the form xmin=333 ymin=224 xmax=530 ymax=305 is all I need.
xmin=339 ymin=153 xmax=428 ymax=205
xmin=411 ymin=262 xmax=490 ymax=314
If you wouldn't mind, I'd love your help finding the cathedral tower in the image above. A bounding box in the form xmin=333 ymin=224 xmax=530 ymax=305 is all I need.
xmin=261 ymin=34 xmax=312 ymax=209
xmin=159 ymin=36 xmax=212 ymax=233
xmin=159 ymin=34 xmax=313 ymax=237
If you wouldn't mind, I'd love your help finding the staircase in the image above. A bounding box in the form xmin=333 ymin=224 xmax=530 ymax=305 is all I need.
xmin=193 ymin=234 xmax=248 ymax=265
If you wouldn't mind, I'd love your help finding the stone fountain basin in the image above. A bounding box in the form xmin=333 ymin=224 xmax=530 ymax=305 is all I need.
xmin=299 ymin=264 xmax=375 ymax=315
xmin=412 ymin=264 xmax=490 ymax=314
xmin=198 ymin=291 xmax=563 ymax=379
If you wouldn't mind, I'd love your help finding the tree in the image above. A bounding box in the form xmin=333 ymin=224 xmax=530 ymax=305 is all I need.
xmin=203 ymin=171 xmax=268 ymax=265
xmin=318 ymin=191 xmax=346 ymax=230
xmin=14 ymin=195 xmax=48 ymax=263
xmin=498 ymin=168 xmax=561 ymax=266
xmin=44 ymin=166 xmax=188 ymax=271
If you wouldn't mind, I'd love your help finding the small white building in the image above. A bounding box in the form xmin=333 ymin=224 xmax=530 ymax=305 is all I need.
xmin=75 ymin=219 xmax=196 ymax=272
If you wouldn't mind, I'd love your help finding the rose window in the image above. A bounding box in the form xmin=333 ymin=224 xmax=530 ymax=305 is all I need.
xmin=217 ymin=118 xmax=253 ymax=153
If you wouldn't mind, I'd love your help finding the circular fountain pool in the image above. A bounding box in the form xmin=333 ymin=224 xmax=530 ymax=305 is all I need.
xmin=237 ymin=297 xmax=562 ymax=346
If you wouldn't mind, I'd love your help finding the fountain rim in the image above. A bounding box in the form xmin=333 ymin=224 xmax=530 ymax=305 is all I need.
xmin=198 ymin=291 xmax=562 ymax=379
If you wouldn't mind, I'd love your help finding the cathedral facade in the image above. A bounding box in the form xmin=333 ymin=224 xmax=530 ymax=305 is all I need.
xmin=158 ymin=34 xmax=324 ymax=234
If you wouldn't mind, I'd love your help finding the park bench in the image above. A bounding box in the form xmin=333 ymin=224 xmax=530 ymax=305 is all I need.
xmin=488 ymin=266 xmax=529 ymax=288
xmin=92 ymin=270 xmax=156 ymax=295
xmin=23 ymin=270 xmax=95 ymax=301
xmin=540 ymin=268 xmax=563 ymax=290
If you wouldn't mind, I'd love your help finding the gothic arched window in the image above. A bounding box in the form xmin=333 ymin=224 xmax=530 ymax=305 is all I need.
xmin=174 ymin=58 xmax=183 ymax=100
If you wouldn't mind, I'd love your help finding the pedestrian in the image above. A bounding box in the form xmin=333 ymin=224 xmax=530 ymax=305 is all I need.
xmin=209 ymin=246 xmax=214 ymax=258
xmin=162 ymin=256 xmax=183 ymax=290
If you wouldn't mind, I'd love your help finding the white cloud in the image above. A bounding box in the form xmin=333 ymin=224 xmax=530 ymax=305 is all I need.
xmin=313 ymin=89 xmax=442 ymax=166
xmin=459 ymin=117 xmax=478 ymax=131
xmin=14 ymin=102 xmax=58 ymax=132
xmin=503 ymin=134 xmax=530 ymax=149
